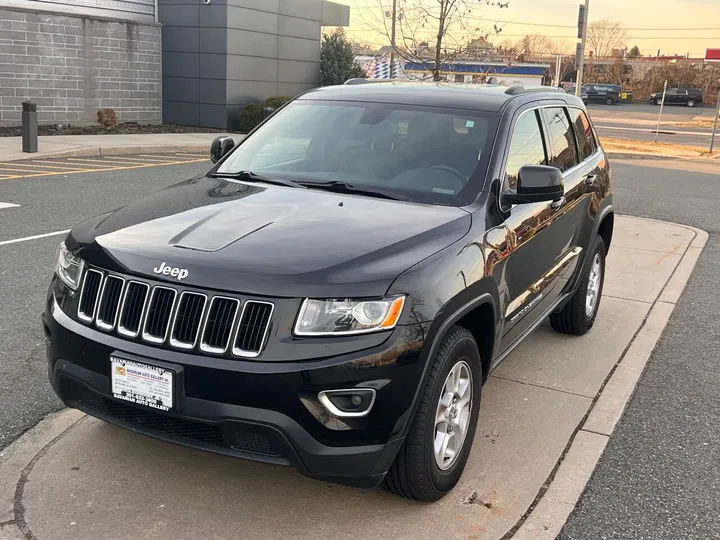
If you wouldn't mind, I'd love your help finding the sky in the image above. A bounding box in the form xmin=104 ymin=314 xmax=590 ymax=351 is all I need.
xmin=333 ymin=0 xmax=720 ymax=58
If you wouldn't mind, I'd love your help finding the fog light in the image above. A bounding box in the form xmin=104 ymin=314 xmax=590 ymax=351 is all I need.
xmin=318 ymin=388 xmax=376 ymax=418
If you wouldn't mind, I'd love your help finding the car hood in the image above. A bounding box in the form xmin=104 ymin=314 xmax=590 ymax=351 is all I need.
xmin=68 ymin=177 xmax=471 ymax=298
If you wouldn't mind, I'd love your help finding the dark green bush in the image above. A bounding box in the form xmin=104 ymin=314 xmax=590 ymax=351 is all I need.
xmin=239 ymin=103 xmax=265 ymax=132
xmin=264 ymin=96 xmax=291 ymax=109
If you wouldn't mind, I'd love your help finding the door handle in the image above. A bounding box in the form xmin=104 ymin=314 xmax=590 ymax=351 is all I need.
xmin=584 ymin=173 xmax=597 ymax=185
xmin=550 ymin=196 xmax=565 ymax=209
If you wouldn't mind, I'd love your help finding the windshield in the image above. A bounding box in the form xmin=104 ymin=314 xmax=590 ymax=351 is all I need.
xmin=217 ymin=99 xmax=499 ymax=205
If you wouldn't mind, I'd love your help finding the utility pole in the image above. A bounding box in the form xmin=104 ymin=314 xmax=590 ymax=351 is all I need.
xmin=710 ymin=89 xmax=720 ymax=154
xmin=389 ymin=0 xmax=397 ymax=79
xmin=575 ymin=0 xmax=590 ymax=97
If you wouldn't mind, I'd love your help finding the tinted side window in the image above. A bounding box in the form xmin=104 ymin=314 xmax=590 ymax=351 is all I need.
xmin=542 ymin=107 xmax=578 ymax=172
xmin=568 ymin=108 xmax=597 ymax=162
xmin=505 ymin=109 xmax=547 ymax=190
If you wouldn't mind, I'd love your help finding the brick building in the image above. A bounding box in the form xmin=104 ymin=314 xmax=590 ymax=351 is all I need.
xmin=0 ymin=0 xmax=349 ymax=129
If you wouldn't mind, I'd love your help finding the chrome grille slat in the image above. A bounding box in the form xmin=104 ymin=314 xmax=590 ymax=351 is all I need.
xmin=169 ymin=292 xmax=207 ymax=349
xmin=77 ymin=269 xmax=103 ymax=322
xmin=77 ymin=269 xmax=273 ymax=357
xmin=233 ymin=301 xmax=274 ymax=358
xmin=142 ymin=287 xmax=177 ymax=344
xmin=118 ymin=281 xmax=150 ymax=337
xmin=96 ymin=276 xmax=125 ymax=331
xmin=200 ymin=297 xmax=240 ymax=354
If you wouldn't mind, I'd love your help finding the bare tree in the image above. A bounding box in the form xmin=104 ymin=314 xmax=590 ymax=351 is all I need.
xmin=586 ymin=20 xmax=629 ymax=59
xmin=357 ymin=0 xmax=509 ymax=81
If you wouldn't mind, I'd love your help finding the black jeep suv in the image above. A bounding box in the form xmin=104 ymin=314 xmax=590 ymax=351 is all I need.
xmin=649 ymin=87 xmax=703 ymax=107
xmin=45 ymin=81 xmax=613 ymax=501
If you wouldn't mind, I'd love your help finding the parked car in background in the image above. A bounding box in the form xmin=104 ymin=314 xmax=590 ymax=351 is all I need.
xmin=582 ymin=84 xmax=624 ymax=105
xmin=649 ymin=88 xmax=703 ymax=107
xmin=566 ymin=84 xmax=632 ymax=105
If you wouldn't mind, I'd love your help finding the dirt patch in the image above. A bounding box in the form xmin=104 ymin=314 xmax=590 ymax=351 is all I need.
xmin=669 ymin=119 xmax=717 ymax=129
xmin=0 ymin=123 xmax=223 ymax=137
xmin=600 ymin=136 xmax=717 ymax=158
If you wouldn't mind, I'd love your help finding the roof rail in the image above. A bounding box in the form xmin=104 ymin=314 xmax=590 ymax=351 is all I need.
xmin=504 ymin=85 xmax=567 ymax=95
xmin=343 ymin=78 xmax=404 ymax=85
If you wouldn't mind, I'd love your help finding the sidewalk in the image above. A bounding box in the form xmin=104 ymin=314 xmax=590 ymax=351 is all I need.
xmin=0 ymin=133 xmax=231 ymax=162
xmin=0 ymin=216 xmax=708 ymax=540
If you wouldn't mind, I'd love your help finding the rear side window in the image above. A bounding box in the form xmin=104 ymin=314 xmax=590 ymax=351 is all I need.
xmin=568 ymin=108 xmax=598 ymax=162
xmin=504 ymin=109 xmax=547 ymax=190
xmin=542 ymin=107 xmax=578 ymax=172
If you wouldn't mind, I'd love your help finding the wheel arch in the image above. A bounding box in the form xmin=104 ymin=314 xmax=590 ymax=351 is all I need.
xmin=391 ymin=284 xmax=501 ymax=441
xmin=597 ymin=211 xmax=614 ymax=253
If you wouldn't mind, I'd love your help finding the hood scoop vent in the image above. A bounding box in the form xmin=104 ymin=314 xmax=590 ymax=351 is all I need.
xmin=167 ymin=203 xmax=288 ymax=252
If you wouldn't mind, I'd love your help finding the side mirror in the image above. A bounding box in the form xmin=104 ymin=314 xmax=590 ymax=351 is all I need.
xmin=502 ymin=165 xmax=564 ymax=206
xmin=210 ymin=136 xmax=235 ymax=164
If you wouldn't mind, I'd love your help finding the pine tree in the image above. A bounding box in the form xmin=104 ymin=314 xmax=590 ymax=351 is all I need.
xmin=320 ymin=28 xmax=366 ymax=86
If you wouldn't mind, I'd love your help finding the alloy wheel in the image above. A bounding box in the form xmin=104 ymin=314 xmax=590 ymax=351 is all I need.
xmin=433 ymin=360 xmax=473 ymax=470
xmin=585 ymin=253 xmax=602 ymax=318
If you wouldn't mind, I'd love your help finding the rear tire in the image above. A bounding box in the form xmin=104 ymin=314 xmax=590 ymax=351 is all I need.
xmin=550 ymin=235 xmax=606 ymax=336
xmin=385 ymin=326 xmax=482 ymax=501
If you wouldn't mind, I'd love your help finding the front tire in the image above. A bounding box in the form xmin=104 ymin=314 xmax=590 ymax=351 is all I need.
xmin=606 ymin=97 xmax=615 ymax=105
xmin=386 ymin=326 xmax=482 ymax=501
xmin=550 ymin=235 xmax=606 ymax=336
xmin=687 ymin=99 xmax=696 ymax=107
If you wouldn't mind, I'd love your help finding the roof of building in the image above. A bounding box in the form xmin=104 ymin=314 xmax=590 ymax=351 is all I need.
xmin=299 ymin=81 xmax=578 ymax=113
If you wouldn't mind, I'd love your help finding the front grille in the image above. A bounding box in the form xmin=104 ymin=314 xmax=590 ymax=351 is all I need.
xmin=170 ymin=292 xmax=207 ymax=349
xmin=96 ymin=276 xmax=124 ymax=330
xmin=77 ymin=269 xmax=103 ymax=322
xmin=76 ymin=268 xmax=273 ymax=357
xmin=200 ymin=297 xmax=239 ymax=353
xmin=234 ymin=301 xmax=274 ymax=357
xmin=142 ymin=287 xmax=177 ymax=343
xmin=117 ymin=281 xmax=149 ymax=337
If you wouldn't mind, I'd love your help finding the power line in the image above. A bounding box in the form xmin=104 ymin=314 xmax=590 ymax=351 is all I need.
xmin=492 ymin=20 xmax=720 ymax=31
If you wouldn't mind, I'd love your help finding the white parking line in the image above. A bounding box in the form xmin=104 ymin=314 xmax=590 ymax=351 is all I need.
xmin=0 ymin=202 xmax=20 ymax=210
xmin=0 ymin=229 xmax=70 ymax=247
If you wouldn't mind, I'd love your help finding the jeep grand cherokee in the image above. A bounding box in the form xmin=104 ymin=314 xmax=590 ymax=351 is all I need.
xmin=45 ymin=81 xmax=613 ymax=502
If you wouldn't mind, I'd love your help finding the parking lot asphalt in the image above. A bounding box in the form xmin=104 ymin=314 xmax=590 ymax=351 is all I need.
xmin=559 ymin=157 xmax=720 ymax=539
xmin=0 ymin=158 xmax=210 ymax=449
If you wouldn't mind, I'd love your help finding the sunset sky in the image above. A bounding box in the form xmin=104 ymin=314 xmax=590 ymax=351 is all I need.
xmin=333 ymin=0 xmax=720 ymax=58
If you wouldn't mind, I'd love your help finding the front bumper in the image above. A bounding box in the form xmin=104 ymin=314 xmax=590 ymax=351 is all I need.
xmin=45 ymin=291 xmax=429 ymax=488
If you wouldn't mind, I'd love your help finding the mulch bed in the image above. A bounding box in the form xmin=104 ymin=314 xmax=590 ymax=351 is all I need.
xmin=0 ymin=122 xmax=224 ymax=137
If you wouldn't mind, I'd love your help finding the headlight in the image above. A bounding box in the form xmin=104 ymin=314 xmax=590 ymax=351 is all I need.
xmin=55 ymin=241 xmax=85 ymax=290
xmin=294 ymin=297 xmax=405 ymax=336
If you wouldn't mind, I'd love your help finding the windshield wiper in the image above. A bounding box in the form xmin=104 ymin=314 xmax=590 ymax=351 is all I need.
xmin=298 ymin=180 xmax=407 ymax=201
xmin=211 ymin=170 xmax=305 ymax=189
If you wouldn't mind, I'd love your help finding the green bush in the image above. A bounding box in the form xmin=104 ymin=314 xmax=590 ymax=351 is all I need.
xmin=239 ymin=103 xmax=265 ymax=132
xmin=239 ymin=97 xmax=293 ymax=132
xmin=264 ymin=96 xmax=291 ymax=109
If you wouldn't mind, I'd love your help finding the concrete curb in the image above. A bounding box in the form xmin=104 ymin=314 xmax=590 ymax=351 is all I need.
xmin=5 ymin=144 xmax=212 ymax=162
xmin=508 ymin=216 xmax=708 ymax=539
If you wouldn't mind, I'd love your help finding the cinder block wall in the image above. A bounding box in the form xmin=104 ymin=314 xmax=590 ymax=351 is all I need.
xmin=0 ymin=7 xmax=161 ymax=126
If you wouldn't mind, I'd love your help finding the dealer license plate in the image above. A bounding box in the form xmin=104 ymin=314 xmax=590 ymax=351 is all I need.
xmin=111 ymin=357 xmax=174 ymax=411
